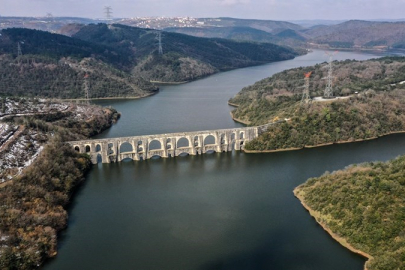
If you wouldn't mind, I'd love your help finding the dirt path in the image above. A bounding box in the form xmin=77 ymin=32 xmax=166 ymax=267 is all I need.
xmin=0 ymin=125 xmax=25 ymax=152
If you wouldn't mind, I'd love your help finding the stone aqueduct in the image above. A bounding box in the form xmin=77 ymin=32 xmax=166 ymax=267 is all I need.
xmin=69 ymin=125 xmax=271 ymax=164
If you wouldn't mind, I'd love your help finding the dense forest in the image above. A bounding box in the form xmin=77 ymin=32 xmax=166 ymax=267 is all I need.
xmin=244 ymin=90 xmax=405 ymax=151
xmin=230 ymin=57 xmax=405 ymax=124
xmin=294 ymin=156 xmax=405 ymax=270
xmin=164 ymin=26 xmax=307 ymax=48
xmin=0 ymin=28 xmax=158 ymax=99
xmin=0 ymin=28 xmax=130 ymax=69
xmin=0 ymin=54 xmax=157 ymax=99
xmin=0 ymin=139 xmax=91 ymax=269
xmin=73 ymin=24 xmax=298 ymax=82
xmin=0 ymin=100 xmax=120 ymax=269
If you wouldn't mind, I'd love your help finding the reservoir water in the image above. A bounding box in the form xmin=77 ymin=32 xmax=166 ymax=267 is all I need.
xmin=44 ymin=50 xmax=405 ymax=270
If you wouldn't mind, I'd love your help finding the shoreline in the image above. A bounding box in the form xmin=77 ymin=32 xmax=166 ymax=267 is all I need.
xmin=229 ymin=111 xmax=251 ymax=125
xmin=293 ymin=188 xmax=373 ymax=270
xmin=243 ymin=131 xmax=405 ymax=153
xmin=150 ymin=80 xmax=189 ymax=85
xmin=307 ymin=45 xmax=401 ymax=53
xmin=62 ymin=91 xmax=158 ymax=102
xmin=244 ymin=147 xmax=302 ymax=153
xmin=227 ymin=101 xmax=240 ymax=107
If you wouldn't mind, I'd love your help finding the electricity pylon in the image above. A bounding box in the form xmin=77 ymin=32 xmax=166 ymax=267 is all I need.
xmin=17 ymin=42 xmax=22 ymax=57
xmin=324 ymin=51 xmax=338 ymax=98
xmin=301 ymin=71 xmax=312 ymax=104
xmin=104 ymin=6 xmax=113 ymax=20
xmin=84 ymin=73 xmax=90 ymax=104
xmin=156 ymin=31 xmax=163 ymax=55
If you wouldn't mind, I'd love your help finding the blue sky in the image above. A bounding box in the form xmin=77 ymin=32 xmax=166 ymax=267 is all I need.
xmin=2 ymin=0 xmax=405 ymax=20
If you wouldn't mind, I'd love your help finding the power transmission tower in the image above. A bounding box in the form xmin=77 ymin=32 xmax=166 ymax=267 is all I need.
xmin=301 ymin=71 xmax=312 ymax=104
xmin=17 ymin=42 xmax=22 ymax=57
xmin=156 ymin=31 xmax=163 ymax=55
xmin=84 ymin=73 xmax=90 ymax=104
xmin=104 ymin=6 xmax=113 ymax=20
xmin=324 ymin=51 xmax=338 ymax=99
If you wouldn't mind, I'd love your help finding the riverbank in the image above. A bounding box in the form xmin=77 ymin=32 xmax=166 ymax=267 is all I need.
xmin=228 ymin=101 xmax=253 ymax=125
xmin=243 ymin=130 xmax=405 ymax=154
xmin=63 ymin=91 xmax=158 ymax=102
xmin=307 ymin=45 xmax=398 ymax=53
xmin=150 ymin=80 xmax=189 ymax=85
xmin=230 ymin=111 xmax=251 ymax=125
xmin=227 ymin=101 xmax=239 ymax=107
xmin=293 ymin=188 xmax=372 ymax=270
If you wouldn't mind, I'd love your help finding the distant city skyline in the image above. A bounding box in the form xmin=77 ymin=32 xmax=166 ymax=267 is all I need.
xmin=2 ymin=0 xmax=405 ymax=21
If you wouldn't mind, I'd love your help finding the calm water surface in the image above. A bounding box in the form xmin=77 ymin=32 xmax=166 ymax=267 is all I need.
xmin=44 ymin=50 xmax=404 ymax=270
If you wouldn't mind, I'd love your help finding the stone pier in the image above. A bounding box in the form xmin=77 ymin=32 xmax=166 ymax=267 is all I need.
xmin=68 ymin=124 xmax=272 ymax=164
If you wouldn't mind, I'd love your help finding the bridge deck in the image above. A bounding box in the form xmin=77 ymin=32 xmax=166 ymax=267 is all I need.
xmin=68 ymin=123 xmax=274 ymax=164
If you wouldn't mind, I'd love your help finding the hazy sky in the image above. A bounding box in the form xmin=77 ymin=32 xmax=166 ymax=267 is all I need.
xmin=2 ymin=0 xmax=405 ymax=20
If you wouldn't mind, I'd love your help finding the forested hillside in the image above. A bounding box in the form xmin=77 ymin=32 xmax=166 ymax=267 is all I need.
xmin=0 ymin=99 xmax=120 ymax=269
xmin=294 ymin=156 xmax=405 ymax=270
xmin=244 ymin=90 xmax=405 ymax=151
xmin=0 ymin=55 xmax=156 ymax=99
xmin=227 ymin=57 xmax=405 ymax=151
xmin=230 ymin=57 xmax=405 ymax=125
xmin=304 ymin=20 xmax=405 ymax=49
xmin=166 ymin=20 xmax=405 ymax=51
xmin=73 ymin=24 xmax=298 ymax=82
xmin=164 ymin=26 xmax=307 ymax=48
xmin=0 ymin=28 xmax=157 ymax=99
xmin=0 ymin=25 xmax=297 ymax=97
xmin=203 ymin=17 xmax=304 ymax=33
xmin=0 ymin=28 xmax=130 ymax=69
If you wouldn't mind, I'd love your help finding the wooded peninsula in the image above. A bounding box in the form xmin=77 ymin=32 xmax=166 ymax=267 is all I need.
xmin=294 ymin=157 xmax=405 ymax=270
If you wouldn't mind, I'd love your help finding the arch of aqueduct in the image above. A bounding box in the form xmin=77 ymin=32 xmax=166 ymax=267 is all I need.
xmin=69 ymin=125 xmax=271 ymax=164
